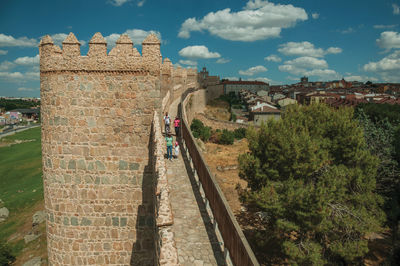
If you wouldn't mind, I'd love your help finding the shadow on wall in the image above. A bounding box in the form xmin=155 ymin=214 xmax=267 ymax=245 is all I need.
xmin=130 ymin=124 xmax=156 ymax=266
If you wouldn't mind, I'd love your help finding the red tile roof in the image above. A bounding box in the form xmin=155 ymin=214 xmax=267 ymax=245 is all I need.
xmin=251 ymin=105 xmax=281 ymax=113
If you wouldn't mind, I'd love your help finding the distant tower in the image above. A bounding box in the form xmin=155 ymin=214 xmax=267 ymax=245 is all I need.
xmin=301 ymin=76 xmax=309 ymax=84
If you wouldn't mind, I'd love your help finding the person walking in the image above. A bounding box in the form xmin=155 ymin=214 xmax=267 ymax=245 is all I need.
xmin=174 ymin=141 xmax=180 ymax=158
xmin=174 ymin=116 xmax=180 ymax=137
xmin=164 ymin=112 xmax=171 ymax=134
xmin=166 ymin=133 xmax=173 ymax=161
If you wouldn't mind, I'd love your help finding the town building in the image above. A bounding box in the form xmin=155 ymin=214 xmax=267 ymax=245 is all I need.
xmin=222 ymin=80 xmax=269 ymax=96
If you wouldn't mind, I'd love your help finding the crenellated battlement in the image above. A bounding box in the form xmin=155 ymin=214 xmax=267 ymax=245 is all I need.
xmin=39 ymin=32 xmax=162 ymax=75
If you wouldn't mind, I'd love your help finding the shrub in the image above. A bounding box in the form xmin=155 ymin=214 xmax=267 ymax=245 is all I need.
xmin=219 ymin=129 xmax=235 ymax=145
xmin=209 ymin=130 xmax=222 ymax=144
xmin=190 ymin=119 xmax=211 ymax=142
xmin=233 ymin=127 xmax=246 ymax=140
xmin=230 ymin=113 xmax=237 ymax=122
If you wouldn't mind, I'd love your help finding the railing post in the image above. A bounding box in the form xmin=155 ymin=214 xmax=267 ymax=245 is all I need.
xmin=213 ymin=219 xmax=218 ymax=231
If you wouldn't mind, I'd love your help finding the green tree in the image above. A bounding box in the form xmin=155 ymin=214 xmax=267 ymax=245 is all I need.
xmin=356 ymin=108 xmax=400 ymax=262
xmin=190 ymin=119 xmax=211 ymax=142
xmin=239 ymin=104 xmax=385 ymax=264
xmin=219 ymin=129 xmax=235 ymax=145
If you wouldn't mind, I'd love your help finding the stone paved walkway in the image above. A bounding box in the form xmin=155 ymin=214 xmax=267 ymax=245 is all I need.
xmin=166 ymin=98 xmax=225 ymax=266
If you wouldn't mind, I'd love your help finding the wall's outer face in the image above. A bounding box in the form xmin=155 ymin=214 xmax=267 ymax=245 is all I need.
xmin=40 ymin=33 xmax=161 ymax=265
xmin=253 ymin=113 xmax=281 ymax=125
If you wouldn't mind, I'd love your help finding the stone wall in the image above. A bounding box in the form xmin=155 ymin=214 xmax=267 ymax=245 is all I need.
xmin=182 ymin=89 xmax=207 ymax=125
xmin=39 ymin=31 xmax=195 ymax=265
xmin=195 ymin=113 xmax=250 ymax=131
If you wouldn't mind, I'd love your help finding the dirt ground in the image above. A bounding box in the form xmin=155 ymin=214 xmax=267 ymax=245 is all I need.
xmin=202 ymin=139 xmax=248 ymax=215
xmin=204 ymin=99 xmax=230 ymax=121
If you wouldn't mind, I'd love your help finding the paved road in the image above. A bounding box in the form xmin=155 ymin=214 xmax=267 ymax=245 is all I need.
xmin=0 ymin=125 xmax=40 ymax=139
xmin=166 ymin=98 xmax=225 ymax=266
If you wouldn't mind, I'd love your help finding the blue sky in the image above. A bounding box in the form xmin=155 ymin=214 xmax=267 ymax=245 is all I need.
xmin=0 ymin=0 xmax=400 ymax=97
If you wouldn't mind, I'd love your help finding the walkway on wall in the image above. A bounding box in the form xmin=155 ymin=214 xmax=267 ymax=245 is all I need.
xmin=166 ymin=98 xmax=225 ymax=266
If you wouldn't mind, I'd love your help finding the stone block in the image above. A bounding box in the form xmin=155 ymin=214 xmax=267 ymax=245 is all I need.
xmin=95 ymin=161 xmax=105 ymax=171
xmin=129 ymin=162 xmax=139 ymax=170
xmin=120 ymin=217 xmax=127 ymax=227
xmin=77 ymin=159 xmax=86 ymax=170
xmin=68 ymin=160 xmax=76 ymax=170
xmin=119 ymin=160 xmax=128 ymax=170
xmin=112 ymin=217 xmax=119 ymax=226
xmin=71 ymin=217 xmax=78 ymax=226
xmin=81 ymin=217 xmax=92 ymax=226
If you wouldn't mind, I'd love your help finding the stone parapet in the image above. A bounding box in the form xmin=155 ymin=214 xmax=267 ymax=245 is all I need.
xmin=39 ymin=32 xmax=161 ymax=75
xmin=152 ymin=111 xmax=178 ymax=265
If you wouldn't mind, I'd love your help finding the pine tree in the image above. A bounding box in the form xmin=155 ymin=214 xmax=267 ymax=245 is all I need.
xmin=239 ymin=104 xmax=385 ymax=264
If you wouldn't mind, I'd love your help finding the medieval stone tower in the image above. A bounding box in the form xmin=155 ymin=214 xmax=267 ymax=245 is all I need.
xmin=39 ymin=32 xmax=164 ymax=265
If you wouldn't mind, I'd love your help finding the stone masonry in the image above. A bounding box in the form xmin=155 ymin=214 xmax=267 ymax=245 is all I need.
xmin=39 ymin=32 xmax=197 ymax=265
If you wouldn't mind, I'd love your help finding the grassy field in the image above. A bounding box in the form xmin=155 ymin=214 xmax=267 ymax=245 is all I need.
xmin=0 ymin=127 xmax=46 ymax=262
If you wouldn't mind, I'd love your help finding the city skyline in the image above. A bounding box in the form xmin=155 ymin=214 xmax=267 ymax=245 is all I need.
xmin=0 ymin=0 xmax=399 ymax=97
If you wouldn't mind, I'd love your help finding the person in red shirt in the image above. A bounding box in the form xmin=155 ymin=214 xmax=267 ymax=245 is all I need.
xmin=174 ymin=116 xmax=180 ymax=137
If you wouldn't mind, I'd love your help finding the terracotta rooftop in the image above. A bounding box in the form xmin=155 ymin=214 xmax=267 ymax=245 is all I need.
xmin=251 ymin=105 xmax=281 ymax=113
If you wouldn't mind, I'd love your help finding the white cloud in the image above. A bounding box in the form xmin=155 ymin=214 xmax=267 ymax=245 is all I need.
xmin=0 ymin=69 xmax=39 ymax=82
xmin=0 ymin=33 xmax=38 ymax=47
xmin=393 ymin=4 xmax=400 ymax=15
xmin=216 ymin=58 xmax=231 ymax=64
xmin=363 ymin=50 xmax=400 ymax=82
xmin=179 ymin=59 xmax=197 ymax=66
xmin=179 ymin=45 xmax=220 ymax=59
xmin=340 ymin=27 xmax=355 ymax=34
xmin=178 ymin=0 xmax=308 ymax=41
xmin=253 ymin=77 xmax=272 ymax=83
xmin=0 ymin=50 xmax=7 ymax=55
xmin=0 ymin=71 xmax=24 ymax=80
xmin=304 ymin=69 xmax=340 ymax=79
xmin=279 ymin=56 xmax=339 ymax=80
xmin=137 ymin=0 xmax=145 ymax=7
xmin=109 ymin=0 xmax=130 ymax=6
xmin=0 ymin=54 xmax=39 ymax=72
xmin=278 ymin=41 xmax=342 ymax=57
xmin=25 ymin=71 xmax=39 ymax=80
xmin=14 ymin=54 xmax=39 ymax=66
xmin=376 ymin=31 xmax=400 ymax=50
xmin=0 ymin=61 xmax=15 ymax=71
xmin=312 ymin=13 xmax=319 ymax=19
xmin=326 ymin=47 xmax=342 ymax=54
xmin=264 ymin=54 xmax=281 ymax=62
xmin=239 ymin=65 xmax=267 ymax=76
xmin=104 ymin=29 xmax=162 ymax=47
xmin=18 ymin=87 xmax=39 ymax=92
xmin=343 ymin=75 xmax=378 ymax=82
xmin=373 ymin=24 xmax=398 ymax=29
xmin=224 ymin=76 xmax=239 ymax=81
xmin=284 ymin=57 xmax=328 ymax=69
